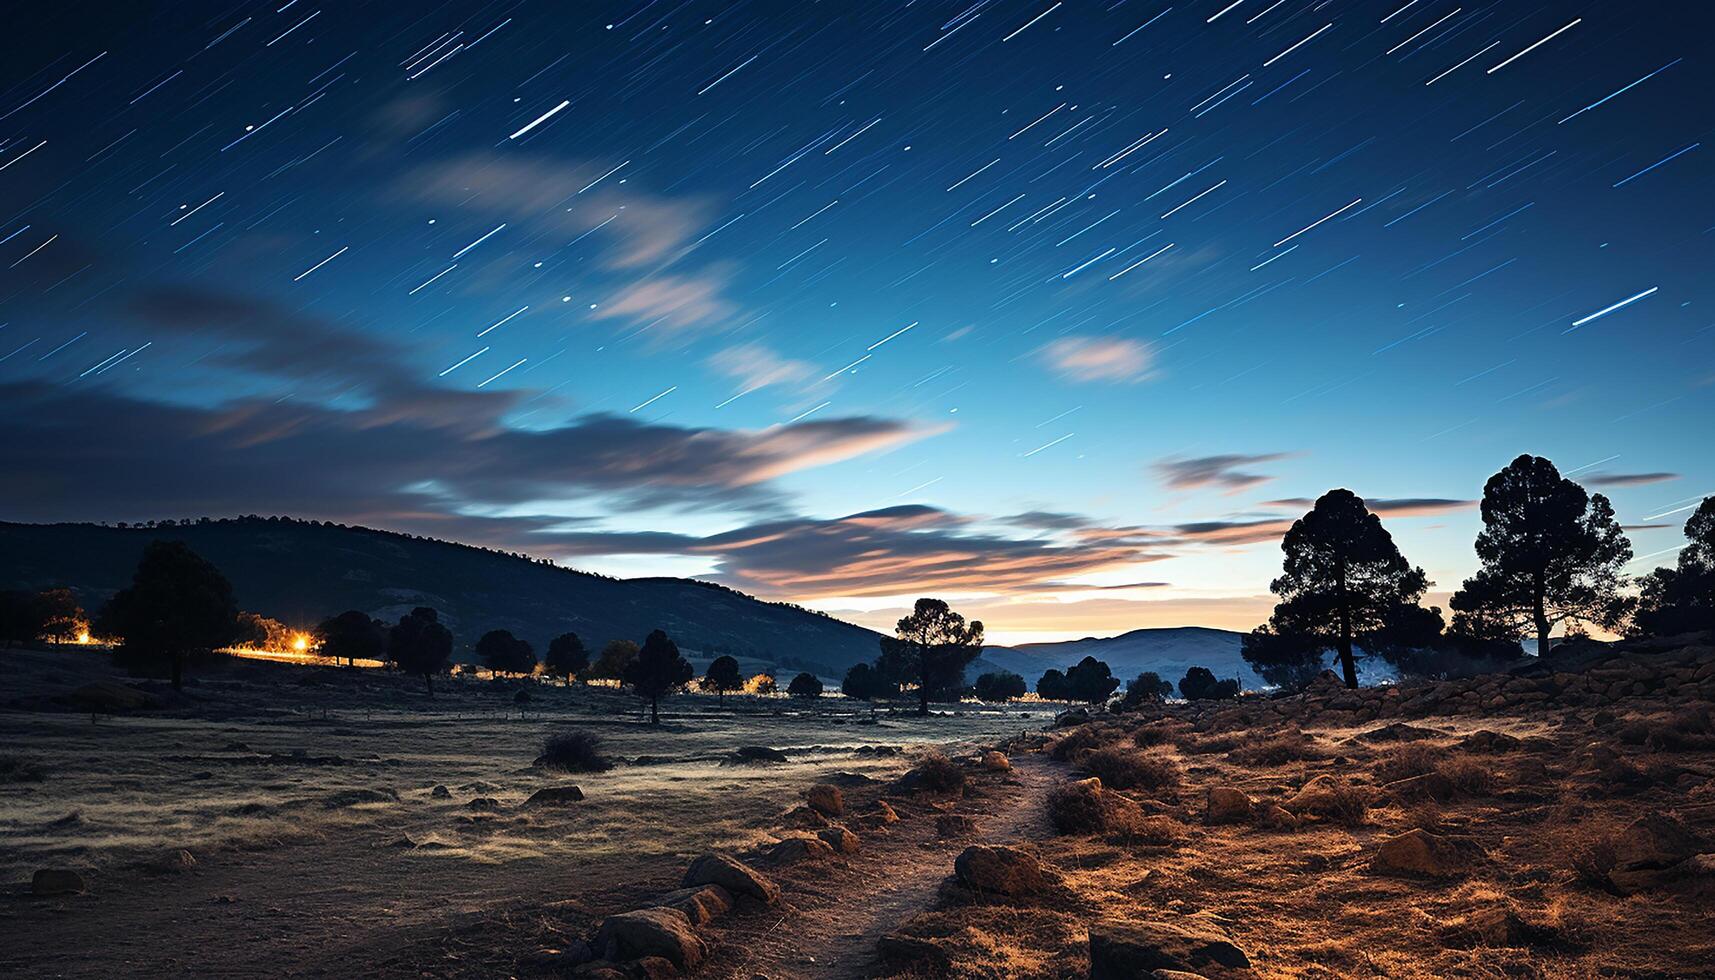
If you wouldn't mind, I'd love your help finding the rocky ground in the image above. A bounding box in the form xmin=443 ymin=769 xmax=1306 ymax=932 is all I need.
xmin=5 ymin=636 xmax=1714 ymax=978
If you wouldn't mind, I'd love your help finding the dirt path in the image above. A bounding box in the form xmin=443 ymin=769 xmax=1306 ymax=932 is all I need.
xmin=712 ymin=752 xmax=1061 ymax=979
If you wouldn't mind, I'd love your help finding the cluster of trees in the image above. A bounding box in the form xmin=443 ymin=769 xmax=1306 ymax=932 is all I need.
xmin=1243 ymin=456 xmax=1714 ymax=691
xmin=0 ymin=587 xmax=85 ymax=646
xmin=836 ymin=598 xmax=986 ymax=716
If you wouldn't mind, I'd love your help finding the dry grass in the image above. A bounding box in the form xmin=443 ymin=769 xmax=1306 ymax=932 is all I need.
xmin=1374 ymin=743 xmax=1444 ymax=783
xmin=535 ymin=730 xmax=614 ymax=772
xmin=1049 ymin=723 xmax=1119 ymax=761
xmin=0 ymin=753 xmax=48 ymax=783
xmin=907 ymin=750 xmax=968 ymax=794
xmin=1228 ymin=728 xmax=1326 ymax=766
xmin=1078 ymin=746 xmax=1181 ymax=794
xmin=1046 ymin=779 xmax=1137 ymax=836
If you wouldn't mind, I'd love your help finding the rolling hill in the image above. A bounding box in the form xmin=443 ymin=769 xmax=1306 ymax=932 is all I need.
xmin=0 ymin=517 xmax=884 ymax=676
xmin=978 ymin=626 xmax=1259 ymax=692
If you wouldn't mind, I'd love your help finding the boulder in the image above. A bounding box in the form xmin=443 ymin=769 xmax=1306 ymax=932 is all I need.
xmin=1372 ymin=829 xmax=1480 ymax=878
xmin=953 ymin=845 xmax=1051 ymax=897
xmin=1282 ymin=774 xmax=1360 ymax=818
xmin=650 ymin=884 xmax=732 ymax=926
xmin=1055 ymin=707 xmax=1092 ymax=727
xmin=683 ymin=853 xmax=780 ymax=904
xmin=1459 ymin=730 xmax=1522 ymax=753
xmin=1255 ymin=804 xmax=1299 ymax=830
xmin=817 ymin=826 xmax=861 ymax=854
xmin=981 ymin=750 xmax=1012 ymax=772
xmin=1088 ymin=916 xmax=1253 ymax=977
xmin=31 ymin=869 xmax=86 ymax=896
xmin=781 ymin=805 xmax=831 ymax=829
xmin=430 ymin=784 xmax=452 ymax=799
xmin=1355 ymin=723 xmax=1441 ymax=743
xmin=1607 ymin=813 xmax=1704 ymax=893
xmin=1204 ymin=787 xmax=1253 ymax=824
xmin=730 ymin=746 xmax=789 ymax=764
xmin=805 ymin=783 xmax=844 ymax=817
xmin=769 ymin=835 xmax=836 ymax=864
xmin=629 ymin=956 xmax=680 ymax=979
xmin=595 ymin=908 xmax=704 ymax=970
xmin=525 ymin=785 xmax=585 ymax=806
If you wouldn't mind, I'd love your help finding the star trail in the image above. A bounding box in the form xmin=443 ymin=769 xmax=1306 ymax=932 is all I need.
xmin=0 ymin=0 xmax=1710 ymax=641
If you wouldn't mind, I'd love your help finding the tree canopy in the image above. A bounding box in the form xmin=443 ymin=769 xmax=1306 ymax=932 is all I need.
xmin=876 ymin=597 xmax=985 ymax=716
xmin=1450 ymin=455 xmax=1631 ymax=655
xmin=624 ymin=629 xmax=694 ymax=723
xmin=476 ymin=629 xmax=536 ymax=676
xmin=387 ymin=607 xmax=454 ymax=695
xmin=1064 ymin=655 xmax=1120 ymax=705
xmin=1631 ymin=496 xmax=1715 ymax=637
xmin=543 ymin=632 xmax=588 ymax=683
xmin=1 ymin=588 xmax=84 ymax=647
xmin=786 ymin=671 xmax=824 ymax=698
xmin=1179 ymin=666 xmax=1239 ymax=701
xmin=96 ymin=541 xmax=243 ymax=690
xmin=317 ymin=610 xmax=386 ymax=667
xmin=973 ymin=670 xmax=1027 ymax=702
xmin=1036 ymin=668 xmax=1069 ymax=701
xmin=1115 ymin=670 xmax=1174 ymax=711
xmin=588 ymin=639 xmax=639 ymax=682
xmin=702 ymin=654 xmax=744 ymax=701
xmin=1247 ymin=488 xmax=1436 ymax=689
xmin=841 ymin=661 xmax=886 ymax=701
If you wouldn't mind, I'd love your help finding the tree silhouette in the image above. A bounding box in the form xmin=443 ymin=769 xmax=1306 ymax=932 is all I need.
xmin=1631 ymin=496 xmax=1715 ymax=637
xmin=1036 ymin=668 xmax=1070 ymax=701
xmin=1239 ymin=626 xmax=1325 ymax=692
xmin=476 ymin=629 xmax=536 ymax=676
xmin=1118 ymin=670 xmax=1174 ymax=710
xmin=1064 ymin=655 xmax=1120 ymax=705
xmin=317 ymin=610 xmax=386 ymax=667
xmin=841 ymin=661 xmax=887 ymax=717
xmin=33 ymin=588 xmax=84 ymax=644
xmin=1449 ymin=455 xmax=1632 ymax=655
xmin=786 ymin=671 xmax=824 ymax=698
xmin=702 ymin=654 xmax=744 ymax=702
xmin=97 ymin=542 xmax=243 ymax=691
xmin=588 ymin=639 xmax=639 ymax=683
xmin=624 ymin=629 xmax=693 ymax=724
xmin=877 ymin=597 xmax=985 ymax=716
xmin=1179 ymin=666 xmax=1239 ymax=700
xmin=1250 ymin=489 xmax=1434 ymax=689
xmin=973 ymin=670 xmax=1027 ymax=702
xmin=543 ymin=632 xmax=588 ymax=684
xmin=388 ymin=607 xmax=454 ymax=696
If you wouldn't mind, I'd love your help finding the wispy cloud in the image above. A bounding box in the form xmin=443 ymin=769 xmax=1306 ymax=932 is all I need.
xmin=1039 ymin=336 xmax=1154 ymax=383
xmin=1154 ymin=453 xmax=1292 ymax=493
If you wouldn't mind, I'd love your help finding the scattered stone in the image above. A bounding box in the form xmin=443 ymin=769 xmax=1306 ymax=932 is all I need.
xmin=879 ymin=933 xmax=952 ymax=973
xmin=768 ymin=836 xmax=836 ymax=865
xmin=630 ymin=955 xmax=681 ymax=979
xmin=465 ymin=796 xmax=502 ymax=811
xmin=1382 ymin=771 xmax=1456 ymax=803
xmin=1205 ymin=787 xmax=1253 ymax=824
xmin=805 ymin=783 xmax=844 ymax=817
xmin=781 ymin=805 xmax=831 ymax=829
xmin=730 ymin=746 xmax=789 ymax=764
xmin=651 ymin=884 xmax=732 ymax=926
xmin=595 ymin=908 xmax=704 ymax=970
xmin=145 ymin=849 xmax=197 ymax=874
xmin=953 ymin=845 xmax=1051 ymax=897
xmin=430 ymin=784 xmax=451 ymax=799
xmin=825 ymin=771 xmax=877 ymax=786
xmin=525 ymin=785 xmax=585 ymax=806
xmin=1441 ymin=906 xmax=1573 ymax=950
xmin=31 ymin=869 xmax=86 ymax=896
xmin=1372 ymin=828 xmax=1481 ymax=879
xmin=1088 ymin=915 xmax=1253 ymax=977
xmin=1054 ymin=707 xmax=1092 ymax=727
xmin=1606 ymin=813 xmax=1705 ymax=893
xmin=936 ymin=814 xmax=977 ymax=838
xmin=1255 ymin=804 xmax=1299 ymax=830
xmin=682 ymin=853 xmax=780 ymax=904
xmin=980 ymin=750 xmax=1011 ymax=772
xmin=1459 ymin=730 xmax=1522 ymax=753
xmin=322 ymin=787 xmax=399 ymax=808
xmin=817 ymin=826 xmax=861 ymax=854
xmin=1355 ymin=722 xmax=1442 ymax=743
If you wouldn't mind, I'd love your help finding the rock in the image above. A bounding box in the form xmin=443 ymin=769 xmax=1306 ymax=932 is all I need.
xmin=768 ymin=836 xmax=836 ymax=864
xmin=683 ymin=852 xmax=780 ymax=904
xmin=1355 ymin=722 xmax=1441 ymax=743
xmin=1459 ymin=730 xmax=1522 ymax=753
xmin=31 ymin=869 xmax=87 ymax=896
xmin=781 ymin=805 xmax=831 ymax=829
xmin=981 ymin=750 xmax=1012 ymax=772
xmin=1441 ymin=906 xmax=1571 ymax=950
xmin=595 ymin=908 xmax=704 ymax=970
xmin=953 ymin=845 xmax=1051 ymax=897
xmin=651 ymin=884 xmax=733 ymax=926
xmin=1204 ymin=787 xmax=1253 ymax=824
xmin=570 ymin=963 xmax=629 ymax=980
xmin=1088 ymin=916 xmax=1253 ymax=977
xmin=825 ymin=770 xmax=878 ymax=786
xmin=806 ymin=783 xmax=844 ymax=817
xmin=465 ymin=796 xmax=502 ymax=811
xmin=145 ymin=849 xmax=197 ymax=874
xmin=879 ymin=933 xmax=952 ymax=973
xmin=525 ymin=785 xmax=585 ymax=806
xmin=1055 ymin=707 xmax=1092 ymax=727
xmin=1282 ymin=775 xmax=1348 ymax=816
xmin=936 ymin=813 xmax=977 ymax=838
xmin=61 ymin=681 xmax=160 ymax=713
xmin=322 ymin=787 xmax=400 ymax=808
xmin=1372 ymin=829 xmax=1480 ymax=878
xmin=1255 ymin=804 xmax=1299 ymax=830
xmin=630 ymin=956 xmax=681 ymax=979
xmin=817 ymin=826 xmax=861 ymax=854
xmin=730 ymin=746 xmax=789 ymax=764
xmin=430 ymin=784 xmax=451 ymax=799
xmin=1607 ymin=813 xmax=1704 ymax=893
xmin=1383 ymin=771 xmax=1455 ymax=802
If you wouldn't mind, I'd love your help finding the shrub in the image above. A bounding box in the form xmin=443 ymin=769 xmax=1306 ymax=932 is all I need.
xmin=1048 ymin=779 xmax=1124 ymax=834
xmin=1229 ymin=729 xmax=1325 ymax=766
xmin=1320 ymin=780 xmax=1370 ymax=826
xmin=1131 ymin=722 xmax=1175 ymax=747
xmin=1436 ymin=757 xmax=1497 ymax=796
xmin=907 ymin=751 xmax=967 ymax=794
xmin=0 ymin=754 xmax=47 ymax=783
xmin=1080 ymin=747 xmax=1181 ymax=794
xmin=536 ymin=730 xmax=613 ymax=772
xmin=1373 ymin=744 xmax=1444 ymax=784
xmin=1050 ymin=723 xmax=1119 ymax=761
xmin=1617 ymin=708 xmax=1715 ymax=751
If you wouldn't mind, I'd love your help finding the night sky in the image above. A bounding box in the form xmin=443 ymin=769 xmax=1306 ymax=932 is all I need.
xmin=2 ymin=0 xmax=1710 ymax=642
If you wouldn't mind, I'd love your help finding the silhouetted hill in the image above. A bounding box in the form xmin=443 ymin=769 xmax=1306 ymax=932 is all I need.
xmin=0 ymin=517 xmax=883 ymax=675
xmin=979 ymin=626 xmax=1258 ymax=691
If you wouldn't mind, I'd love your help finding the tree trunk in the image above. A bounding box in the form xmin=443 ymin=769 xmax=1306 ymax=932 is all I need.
xmin=650 ymin=697 xmax=660 ymax=725
xmin=1336 ymin=555 xmax=1357 ymax=689
xmin=171 ymin=654 xmax=183 ymax=692
xmin=1534 ymin=571 xmax=1552 ymax=656
xmin=424 ymin=672 xmax=434 ymax=698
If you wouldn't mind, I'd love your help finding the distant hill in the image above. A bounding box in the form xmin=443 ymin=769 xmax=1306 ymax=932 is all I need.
xmin=0 ymin=518 xmax=884 ymax=676
xmin=978 ymin=626 xmax=1260 ymax=692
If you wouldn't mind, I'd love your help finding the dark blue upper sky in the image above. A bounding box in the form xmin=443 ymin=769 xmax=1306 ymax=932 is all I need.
xmin=2 ymin=0 xmax=1710 ymax=640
